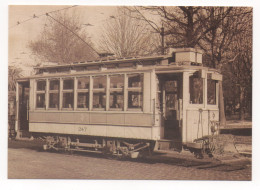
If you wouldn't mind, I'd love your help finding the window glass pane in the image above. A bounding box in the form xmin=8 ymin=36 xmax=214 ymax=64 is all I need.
xmin=128 ymin=91 xmax=143 ymax=109
xmin=63 ymin=93 xmax=74 ymax=108
xmin=50 ymin=80 xmax=59 ymax=90
xmin=128 ymin=74 xmax=143 ymax=88
xmin=165 ymin=81 xmax=177 ymax=93
xmin=207 ymin=77 xmax=216 ymax=105
xmin=109 ymin=91 xmax=123 ymax=109
xmin=110 ymin=75 xmax=124 ymax=88
xmin=77 ymin=92 xmax=89 ymax=108
xmin=37 ymin=81 xmax=46 ymax=91
xmin=49 ymin=93 xmax=59 ymax=108
xmin=93 ymin=76 xmax=106 ymax=89
xmin=166 ymin=94 xmax=178 ymax=109
xmin=190 ymin=74 xmax=203 ymax=104
xmin=93 ymin=92 xmax=106 ymax=109
xmin=63 ymin=79 xmax=74 ymax=90
xmin=36 ymin=94 xmax=45 ymax=108
xmin=78 ymin=77 xmax=89 ymax=89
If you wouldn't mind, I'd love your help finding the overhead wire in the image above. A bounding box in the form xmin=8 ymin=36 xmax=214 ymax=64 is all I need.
xmin=9 ymin=5 xmax=101 ymax=57
xmin=9 ymin=5 xmax=78 ymax=29
xmin=9 ymin=6 xmax=157 ymax=58
xmin=45 ymin=13 xmax=100 ymax=56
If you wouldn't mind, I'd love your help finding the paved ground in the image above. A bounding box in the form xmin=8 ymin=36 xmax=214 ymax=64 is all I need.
xmin=8 ymin=140 xmax=251 ymax=180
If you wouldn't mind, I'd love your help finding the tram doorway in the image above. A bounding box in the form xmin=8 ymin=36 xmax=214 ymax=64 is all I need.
xmin=16 ymin=81 xmax=30 ymax=138
xmin=157 ymin=73 xmax=183 ymax=149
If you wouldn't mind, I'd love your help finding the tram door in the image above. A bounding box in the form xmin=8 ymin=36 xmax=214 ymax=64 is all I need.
xmin=157 ymin=74 xmax=182 ymax=149
xmin=17 ymin=81 xmax=30 ymax=137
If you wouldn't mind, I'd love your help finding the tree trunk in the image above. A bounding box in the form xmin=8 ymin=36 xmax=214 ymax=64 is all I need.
xmin=219 ymin=81 xmax=226 ymax=127
xmin=239 ymin=85 xmax=245 ymax=120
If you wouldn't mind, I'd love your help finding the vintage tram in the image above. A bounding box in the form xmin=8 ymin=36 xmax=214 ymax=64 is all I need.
xmin=15 ymin=48 xmax=222 ymax=158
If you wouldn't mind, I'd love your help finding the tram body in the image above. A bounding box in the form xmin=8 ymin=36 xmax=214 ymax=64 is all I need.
xmin=15 ymin=48 xmax=222 ymax=158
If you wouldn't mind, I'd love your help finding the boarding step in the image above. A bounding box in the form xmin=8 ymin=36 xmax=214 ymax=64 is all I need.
xmin=156 ymin=139 xmax=182 ymax=151
xmin=156 ymin=139 xmax=173 ymax=150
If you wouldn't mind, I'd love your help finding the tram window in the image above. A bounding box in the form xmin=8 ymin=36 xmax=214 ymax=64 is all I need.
xmin=77 ymin=77 xmax=90 ymax=109
xmin=49 ymin=80 xmax=59 ymax=108
xmin=63 ymin=79 xmax=74 ymax=90
xmin=109 ymin=75 xmax=124 ymax=110
xmin=165 ymin=81 xmax=178 ymax=109
xmin=50 ymin=80 xmax=59 ymax=90
xmin=78 ymin=77 xmax=89 ymax=89
xmin=62 ymin=78 xmax=74 ymax=109
xmin=110 ymin=91 xmax=124 ymax=110
xmin=77 ymin=92 xmax=89 ymax=108
xmin=207 ymin=75 xmax=216 ymax=105
xmin=127 ymin=74 xmax=143 ymax=110
xmin=49 ymin=93 xmax=59 ymax=108
xmin=128 ymin=74 xmax=143 ymax=88
xmin=189 ymin=74 xmax=203 ymax=104
xmin=165 ymin=81 xmax=177 ymax=93
xmin=63 ymin=93 xmax=74 ymax=108
xmin=166 ymin=94 xmax=178 ymax=109
xmin=93 ymin=92 xmax=106 ymax=109
xmin=93 ymin=76 xmax=106 ymax=89
xmin=37 ymin=80 xmax=46 ymax=91
xmin=36 ymin=94 xmax=45 ymax=108
xmin=36 ymin=80 xmax=46 ymax=108
xmin=110 ymin=75 xmax=124 ymax=88
xmin=93 ymin=76 xmax=106 ymax=110
xmin=128 ymin=91 xmax=143 ymax=109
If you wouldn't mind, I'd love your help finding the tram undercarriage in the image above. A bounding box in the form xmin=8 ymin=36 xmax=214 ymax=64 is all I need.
xmin=36 ymin=132 xmax=219 ymax=159
xmin=39 ymin=134 xmax=154 ymax=159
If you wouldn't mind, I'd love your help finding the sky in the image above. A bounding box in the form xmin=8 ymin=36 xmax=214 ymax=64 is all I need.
xmin=9 ymin=5 xmax=117 ymax=73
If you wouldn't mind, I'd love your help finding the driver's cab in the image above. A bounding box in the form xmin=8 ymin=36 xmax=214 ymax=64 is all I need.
xmin=155 ymin=48 xmax=222 ymax=151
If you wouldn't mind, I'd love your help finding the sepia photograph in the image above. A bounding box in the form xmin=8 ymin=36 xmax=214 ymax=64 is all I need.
xmin=4 ymin=0 xmax=258 ymax=188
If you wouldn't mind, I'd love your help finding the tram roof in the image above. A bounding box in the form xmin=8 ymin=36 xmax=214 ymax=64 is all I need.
xmin=34 ymin=55 xmax=169 ymax=70
xmin=16 ymin=50 xmax=222 ymax=81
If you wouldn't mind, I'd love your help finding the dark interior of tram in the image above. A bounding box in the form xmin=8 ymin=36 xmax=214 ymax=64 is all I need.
xmin=157 ymin=73 xmax=183 ymax=150
xmin=18 ymin=81 xmax=30 ymax=133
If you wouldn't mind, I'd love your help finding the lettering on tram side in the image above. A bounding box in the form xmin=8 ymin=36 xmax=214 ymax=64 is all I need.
xmin=78 ymin=126 xmax=88 ymax=132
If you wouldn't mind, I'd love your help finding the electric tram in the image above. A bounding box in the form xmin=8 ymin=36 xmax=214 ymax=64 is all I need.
xmin=15 ymin=48 xmax=222 ymax=158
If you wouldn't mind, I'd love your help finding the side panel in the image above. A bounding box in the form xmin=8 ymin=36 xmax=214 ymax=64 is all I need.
xmin=29 ymin=123 xmax=153 ymax=140
xmin=29 ymin=112 xmax=153 ymax=127
xmin=29 ymin=111 xmax=157 ymax=140
xmin=186 ymin=109 xmax=219 ymax=142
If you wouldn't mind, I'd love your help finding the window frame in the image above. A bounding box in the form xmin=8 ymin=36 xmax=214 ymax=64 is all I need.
xmin=34 ymin=72 xmax=146 ymax=113
xmin=76 ymin=76 xmax=90 ymax=110
xmin=189 ymin=72 xmax=204 ymax=106
xmin=127 ymin=73 xmax=144 ymax=111
xmin=48 ymin=78 xmax=60 ymax=110
xmin=61 ymin=78 xmax=74 ymax=110
xmin=207 ymin=73 xmax=219 ymax=108
xmin=109 ymin=74 xmax=124 ymax=111
xmin=35 ymin=79 xmax=46 ymax=109
xmin=92 ymin=75 xmax=107 ymax=111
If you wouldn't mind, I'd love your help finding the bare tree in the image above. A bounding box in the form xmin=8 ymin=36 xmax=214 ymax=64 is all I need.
xmin=98 ymin=8 xmax=160 ymax=57
xmin=222 ymin=9 xmax=252 ymax=120
xmin=126 ymin=6 xmax=252 ymax=121
xmin=8 ymin=66 xmax=22 ymax=92
xmin=29 ymin=11 xmax=98 ymax=65
xmin=126 ymin=6 xmax=229 ymax=48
